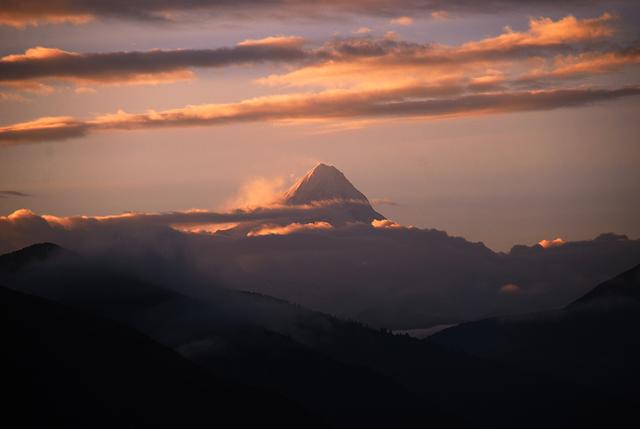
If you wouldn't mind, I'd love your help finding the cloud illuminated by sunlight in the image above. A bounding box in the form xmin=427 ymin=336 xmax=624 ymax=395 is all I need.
xmin=225 ymin=177 xmax=288 ymax=210
xmin=247 ymin=221 xmax=333 ymax=236
xmin=237 ymin=35 xmax=305 ymax=47
xmin=2 ymin=84 xmax=640 ymax=145
xmin=390 ymin=16 xmax=413 ymax=26
xmin=0 ymin=12 xmax=93 ymax=28
xmin=538 ymin=237 xmax=566 ymax=248
xmin=372 ymin=219 xmax=403 ymax=229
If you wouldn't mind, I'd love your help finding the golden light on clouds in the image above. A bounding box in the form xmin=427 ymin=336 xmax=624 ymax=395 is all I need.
xmin=237 ymin=35 xmax=305 ymax=47
xmin=371 ymin=219 xmax=403 ymax=229
xmin=247 ymin=221 xmax=333 ymax=236
xmin=390 ymin=16 xmax=414 ymax=26
xmin=2 ymin=84 xmax=639 ymax=144
xmin=225 ymin=177 xmax=287 ymax=209
xmin=538 ymin=237 xmax=566 ymax=248
xmin=0 ymin=12 xmax=93 ymax=28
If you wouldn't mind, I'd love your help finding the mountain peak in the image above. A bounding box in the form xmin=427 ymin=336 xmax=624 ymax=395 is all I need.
xmin=282 ymin=163 xmax=369 ymax=206
xmin=280 ymin=163 xmax=385 ymax=223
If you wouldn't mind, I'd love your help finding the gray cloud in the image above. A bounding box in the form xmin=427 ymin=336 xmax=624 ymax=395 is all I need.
xmin=1 ymin=205 xmax=639 ymax=330
xmin=0 ymin=190 xmax=32 ymax=198
xmin=0 ymin=43 xmax=310 ymax=83
xmin=2 ymin=32 xmax=630 ymax=86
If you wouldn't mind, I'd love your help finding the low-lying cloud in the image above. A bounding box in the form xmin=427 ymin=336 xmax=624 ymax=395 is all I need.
xmin=246 ymin=221 xmax=333 ymax=236
xmin=1 ymin=205 xmax=639 ymax=330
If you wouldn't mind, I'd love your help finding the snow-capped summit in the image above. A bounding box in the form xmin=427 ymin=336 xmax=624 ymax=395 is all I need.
xmin=283 ymin=163 xmax=369 ymax=205
xmin=281 ymin=163 xmax=384 ymax=223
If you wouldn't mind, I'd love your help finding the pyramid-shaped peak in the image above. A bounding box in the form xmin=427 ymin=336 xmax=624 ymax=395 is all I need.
xmin=312 ymin=162 xmax=339 ymax=173
xmin=282 ymin=163 xmax=369 ymax=205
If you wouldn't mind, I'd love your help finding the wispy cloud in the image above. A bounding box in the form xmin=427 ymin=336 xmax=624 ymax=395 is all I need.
xmin=390 ymin=16 xmax=413 ymax=26
xmin=2 ymin=14 xmax=634 ymax=96
xmin=0 ymin=1 xmax=603 ymax=27
xmin=1 ymin=84 xmax=638 ymax=145
xmin=1 ymin=13 xmax=637 ymax=146
xmin=246 ymin=221 xmax=333 ymax=236
xmin=0 ymin=190 xmax=32 ymax=198
xmin=259 ymin=13 xmax=620 ymax=89
xmin=0 ymin=40 xmax=308 ymax=88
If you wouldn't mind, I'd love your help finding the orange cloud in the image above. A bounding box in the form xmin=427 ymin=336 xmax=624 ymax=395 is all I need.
xmin=2 ymin=85 xmax=640 ymax=144
xmin=6 ymin=208 xmax=37 ymax=221
xmin=371 ymin=219 xmax=403 ymax=229
xmin=431 ymin=10 xmax=448 ymax=20
xmin=538 ymin=237 xmax=566 ymax=248
xmin=0 ymin=1 xmax=604 ymax=28
xmin=524 ymin=49 xmax=640 ymax=81
xmin=225 ymin=177 xmax=287 ymax=209
xmin=247 ymin=221 xmax=333 ymax=237
xmin=353 ymin=27 xmax=372 ymax=34
xmin=0 ymin=42 xmax=306 ymax=92
xmin=1 ymin=47 xmax=76 ymax=62
xmin=172 ymin=222 xmax=239 ymax=234
xmin=74 ymin=86 xmax=97 ymax=94
xmin=390 ymin=16 xmax=413 ymax=26
xmin=0 ymin=12 xmax=93 ymax=28
xmin=0 ymin=14 xmax=630 ymax=100
xmin=459 ymin=13 xmax=615 ymax=53
xmin=256 ymin=14 xmax=622 ymax=91
xmin=237 ymin=35 xmax=305 ymax=47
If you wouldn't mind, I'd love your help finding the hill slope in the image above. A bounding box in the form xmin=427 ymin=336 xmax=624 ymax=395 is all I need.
xmin=3 ymin=243 xmax=634 ymax=428
xmin=431 ymin=264 xmax=640 ymax=398
xmin=1 ymin=285 xmax=319 ymax=428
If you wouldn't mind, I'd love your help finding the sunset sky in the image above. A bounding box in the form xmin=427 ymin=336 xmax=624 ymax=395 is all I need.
xmin=1 ymin=0 xmax=639 ymax=250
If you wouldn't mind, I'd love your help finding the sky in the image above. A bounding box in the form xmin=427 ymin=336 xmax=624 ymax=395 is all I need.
xmin=1 ymin=0 xmax=639 ymax=251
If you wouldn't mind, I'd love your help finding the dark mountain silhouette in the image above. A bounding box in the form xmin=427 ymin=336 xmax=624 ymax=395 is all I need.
xmin=1 ymin=285 xmax=320 ymax=429
xmin=2 ymin=243 xmax=634 ymax=428
xmin=431 ymin=263 xmax=640 ymax=399
xmin=210 ymin=226 xmax=640 ymax=329
xmin=0 ymin=241 xmax=64 ymax=272
xmin=568 ymin=263 xmax=640 ymax=306
xmin=1 ymin=243 xmax=444 ymax=428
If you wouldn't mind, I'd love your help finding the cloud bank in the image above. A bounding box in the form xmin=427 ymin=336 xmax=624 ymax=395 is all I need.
xmin=1 ymin=12 xmax=637 ymax=145
xmin=0 ymin=1 xmax=606 ymax=27
xmin=3 ymin=13 xmax=633 ymax=91
xmin=2 ymin=206 xmax=639 ymax=330
xmin=0 ymin=39 xmax=308 ymax=86
xmin=1 ymin=85 xmax=638 ymax=144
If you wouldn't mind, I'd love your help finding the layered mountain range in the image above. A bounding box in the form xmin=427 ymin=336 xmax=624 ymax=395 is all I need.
xmin=1 ymin=164 xmax=639 ymax=330
xmin=3 ymin=243 xmax=638 ymax=428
